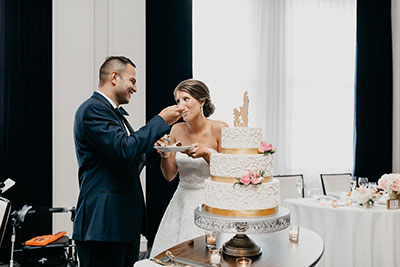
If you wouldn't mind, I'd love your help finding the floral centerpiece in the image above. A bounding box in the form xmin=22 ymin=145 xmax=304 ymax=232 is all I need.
xmin=377 ymin=173 xmax=400 ymax=199
xmin=235 ymin=170 xmax=265 ymax=186
xmin=351 ymin=185 xmax=375 ymax=208
xmin=258 ymin=141 xmax=276 ymax=155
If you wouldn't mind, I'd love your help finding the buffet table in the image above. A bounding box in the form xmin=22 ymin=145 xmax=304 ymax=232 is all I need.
xmin=285 ymin=198 xmax=400 ymax=267
xmin=153 ymin=227 xmax=323 ymax=267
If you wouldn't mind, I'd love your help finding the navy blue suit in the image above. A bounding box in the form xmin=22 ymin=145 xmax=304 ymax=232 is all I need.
xmin=73 ymin=92 xmax=169 ymax=266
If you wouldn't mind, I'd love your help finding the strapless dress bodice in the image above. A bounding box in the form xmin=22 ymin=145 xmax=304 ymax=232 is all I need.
xmin=175 ymin=149 xmax=215 ymax=189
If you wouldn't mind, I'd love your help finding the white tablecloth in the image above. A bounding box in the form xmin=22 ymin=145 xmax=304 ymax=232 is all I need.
xmin=285 ymin=198 xmax=400 ymax=267
xmin=134 ymin=259 xmax=160 ymax=267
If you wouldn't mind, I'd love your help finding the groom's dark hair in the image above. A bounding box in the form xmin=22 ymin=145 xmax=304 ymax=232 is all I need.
xmin=99 ymin=56 xmax=136 ymax=86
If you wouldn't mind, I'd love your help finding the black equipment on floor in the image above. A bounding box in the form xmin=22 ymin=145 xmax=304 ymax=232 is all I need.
xmin=9 ymin=205 xmax=77 ymax=267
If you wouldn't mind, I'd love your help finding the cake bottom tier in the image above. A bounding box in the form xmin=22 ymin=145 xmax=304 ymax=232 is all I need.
xmin=204 ymin=178 xmax=280 ymax=217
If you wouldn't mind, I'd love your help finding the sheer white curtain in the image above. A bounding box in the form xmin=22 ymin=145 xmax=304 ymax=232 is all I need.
xmin=193 ymin=0 xmax=356 ymax=188
xmin=289 ymin=0 xmax=356 ymax=187
xmin=193 ymin=0 xmax=260 ymax=123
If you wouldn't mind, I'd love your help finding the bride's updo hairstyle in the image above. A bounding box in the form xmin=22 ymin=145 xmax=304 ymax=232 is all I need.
xmin=173 ymin=79 xmax=216 ymax=117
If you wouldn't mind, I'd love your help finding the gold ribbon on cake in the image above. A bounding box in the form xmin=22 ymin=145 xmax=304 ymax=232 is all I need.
xmin=221 ymin=148 xmax=258 ymax=154
xmin=203 ymin=205 xmax=278 ymax=217
xmin=210 ymin=175 xmax=272 ymax=183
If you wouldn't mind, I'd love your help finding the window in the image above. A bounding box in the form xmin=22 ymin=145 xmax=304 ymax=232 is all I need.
xmin=193 ymin=0 xmax=356 ymax=186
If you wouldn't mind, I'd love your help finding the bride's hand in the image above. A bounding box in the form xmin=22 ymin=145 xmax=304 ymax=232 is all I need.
xmin=185 ymin=143 xmax=210 ymax=160
xmin=154 ymin=134 xmax=170 ymax=147
xmin=154 ymin=134 xmax=171 ymax=158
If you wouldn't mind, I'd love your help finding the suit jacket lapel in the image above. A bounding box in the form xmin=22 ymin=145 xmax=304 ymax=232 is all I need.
xmin=122 ymin=116 xmax=135 ymax=135
xmin=92 ymin=92 xmax=131 ymax=134
xmin=120 ymin=116 xmax=147 ymax=174
xmin=91 ymin=92 xmax=145 ymax=169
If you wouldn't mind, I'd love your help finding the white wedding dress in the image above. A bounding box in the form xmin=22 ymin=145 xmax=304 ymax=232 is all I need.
xmin=150 ymin=149 xmax=214 ymax=257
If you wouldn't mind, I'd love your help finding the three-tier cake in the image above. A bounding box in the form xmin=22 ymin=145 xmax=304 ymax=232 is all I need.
xmin=203 ymin=126 xmax=280 ymax=217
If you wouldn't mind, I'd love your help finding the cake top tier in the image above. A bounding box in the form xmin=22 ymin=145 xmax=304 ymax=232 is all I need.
xmin=221 ymin=127 xmax=262 ymax=149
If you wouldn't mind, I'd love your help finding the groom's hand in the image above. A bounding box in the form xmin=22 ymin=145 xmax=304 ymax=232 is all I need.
xmin=159 ymin=105 xmax=184 ymax=125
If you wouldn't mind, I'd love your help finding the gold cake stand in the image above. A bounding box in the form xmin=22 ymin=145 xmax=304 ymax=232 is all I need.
xmin=194 ymin=206 xmax=290 ymax=257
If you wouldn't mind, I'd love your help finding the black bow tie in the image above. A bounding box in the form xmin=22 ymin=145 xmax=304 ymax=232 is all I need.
xmin=116 ymin=106 xmax=129 ymax=116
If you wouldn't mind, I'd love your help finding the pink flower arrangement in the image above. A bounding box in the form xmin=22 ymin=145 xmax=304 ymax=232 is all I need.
xmin=378 ymin=173 xmax=400 ymax=194
xmin=258 ymin=141 xmax=276 ymax=155
xmin=351 ymin=185 xmax=375 ymax=207
xmin=235 ymin=170 xmax=265 ymax=186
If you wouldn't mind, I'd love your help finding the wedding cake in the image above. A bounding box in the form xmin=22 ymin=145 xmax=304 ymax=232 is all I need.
xmin=203 ymin=92 xmax=279 ymax=217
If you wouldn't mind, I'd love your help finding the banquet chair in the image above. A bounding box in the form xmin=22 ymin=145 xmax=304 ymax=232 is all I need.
xmin=0 ymin=197 xmax=11 ymax=248
xmin=274 ymin=174 xmax=304 ymax=206
xmin=320 ymin=173 xmax=352 ymax=195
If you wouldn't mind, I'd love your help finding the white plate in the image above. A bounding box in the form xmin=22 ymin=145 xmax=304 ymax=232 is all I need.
xmin=154 ymin=145 xmax=193 ymax=152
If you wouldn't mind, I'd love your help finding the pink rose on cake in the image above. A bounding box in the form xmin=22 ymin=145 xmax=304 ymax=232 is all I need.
xmin=249 ymin=171 xmax=264 ymax=185
xmin=239 ymin=175 xmax=251 ymax=185
xmin=258 ymin=141 xmax=276 ymax=155
xmin=235 ymin=170 xmax=265 ymax=186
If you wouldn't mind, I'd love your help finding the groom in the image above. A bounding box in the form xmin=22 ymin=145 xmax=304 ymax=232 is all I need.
xmin=73 ymin=56 xmax=184 ymax=267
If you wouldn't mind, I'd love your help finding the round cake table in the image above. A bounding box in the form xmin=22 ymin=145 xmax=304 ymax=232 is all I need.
xmin=155 ymin=227 xmax=324 ymax=267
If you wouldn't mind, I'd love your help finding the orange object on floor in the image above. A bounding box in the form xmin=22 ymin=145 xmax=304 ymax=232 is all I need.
xmin=25 ymin=231 xmax=67 ymax=246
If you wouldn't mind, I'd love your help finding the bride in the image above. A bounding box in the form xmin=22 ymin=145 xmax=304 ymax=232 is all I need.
xmin=150 ymin=79 xmax=228 ymax=257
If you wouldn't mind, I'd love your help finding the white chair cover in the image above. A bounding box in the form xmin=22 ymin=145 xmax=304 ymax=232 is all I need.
xmin=274 ymin=174 xmax=303 ymax=206
xmin=320 ymin=173 xmax=352 ymax=195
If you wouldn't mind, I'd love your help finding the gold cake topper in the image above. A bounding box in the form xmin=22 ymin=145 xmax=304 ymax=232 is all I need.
xmin=233 ymin=91 xmax=249 ymax=127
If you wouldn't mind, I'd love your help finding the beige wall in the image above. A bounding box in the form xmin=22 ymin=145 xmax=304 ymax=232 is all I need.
xmin=52 ymin=0 xmax=146 ymax=239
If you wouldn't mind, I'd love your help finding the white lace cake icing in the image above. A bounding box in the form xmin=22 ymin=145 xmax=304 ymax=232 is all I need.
xmin=221 ymin=127 xmax=262 ymax=149
xmin=203 ymin=126 xmax=279 ymax=217
xmin=204 ymin=178 xmax=279 ymax=211
xmin=210 ymin=153 xmax=273 ymax=178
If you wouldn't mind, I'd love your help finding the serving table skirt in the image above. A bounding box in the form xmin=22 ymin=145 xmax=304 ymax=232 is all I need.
xmin=285 ymin=198 xmax=400 ymax=267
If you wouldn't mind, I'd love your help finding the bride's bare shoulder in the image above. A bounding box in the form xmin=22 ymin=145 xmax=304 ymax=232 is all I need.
xmin=171 ymin=122 xmax=186 ymax=130
xmin=211 ymin=120 xmax=229 ymax=127
xmin=210 ymin=120 xmax=229 ymax=133
xmin=170 ymin=122 xmax=186 ymax=136
xmin=168 ymin=123 xmax=185 ymax=143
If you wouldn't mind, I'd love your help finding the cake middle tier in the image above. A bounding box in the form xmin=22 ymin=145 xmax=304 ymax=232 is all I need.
xmin=204 ymin=178 xmax=280 ymax=216
xmin=210 ymin=153 xmax=274 ymax=179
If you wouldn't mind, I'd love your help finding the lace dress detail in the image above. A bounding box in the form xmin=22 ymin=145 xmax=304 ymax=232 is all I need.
xmin=150 ymin=150 xmax=213 ymax=257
